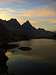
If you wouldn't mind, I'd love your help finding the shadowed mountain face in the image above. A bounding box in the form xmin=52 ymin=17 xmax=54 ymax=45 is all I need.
xmin=6 ymin=19 xmax=21 ymax=31
xmin=0 ymin=19 xmax=9 ymax=44
xmin=22 ymin=20 xmax=36 ymax=32
xmin=0 ymin=18 xmax=56 ymax=43
xmin=21 ymin=21 xmax=37 ymax=39
xmin=0 ymin=19 xmax=22 ymax=43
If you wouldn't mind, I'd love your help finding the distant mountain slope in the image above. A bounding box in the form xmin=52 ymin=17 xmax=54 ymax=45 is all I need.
xmin=21 ymin=21 xmax=56 ymax=39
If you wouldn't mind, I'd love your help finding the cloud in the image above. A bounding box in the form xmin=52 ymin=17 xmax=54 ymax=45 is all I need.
xmin=0 ymin=8 xmax=14 ymax=13
xmin=0 ymin=0 xmax=56 ymax=12
xmin=0 ymin=8 xmax=18 ymax=20
xmin=0 ymin=7 xmax=55 ymax=22
xmin=0 ymin=0 xmax=14 ymax=2
xmin=48 ymin=18 xmax=56 ymax=25
xmin=0 ymin=0 xmax=56 ymax=3
xmin=0 ymin=0 xmax=26 ymax=3
xmin=48 ymin=2 xmax=56 ymax=11
xmin=17 ymin=8 xmax=56 ymax=17
xmin=0 ymin=7 xmax=56 ymax=31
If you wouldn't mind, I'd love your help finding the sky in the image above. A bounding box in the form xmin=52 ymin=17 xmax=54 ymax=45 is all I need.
xmin=0 ymin=0 xmax=56 ymax=31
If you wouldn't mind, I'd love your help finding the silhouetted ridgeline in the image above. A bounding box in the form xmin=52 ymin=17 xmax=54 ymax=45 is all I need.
xmin=0 ymin=18 xmax=56 ymax=43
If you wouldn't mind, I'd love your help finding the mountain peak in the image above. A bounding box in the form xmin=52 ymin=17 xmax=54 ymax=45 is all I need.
xmin=22 ymin=20 xmax=32 ymax=27
xmin=8 ymin=18 xmax=19 ymax=23
xmin=7 ymin=18 xmax=21 ymax=26
xmin=9 ymin=18 xmax=17 ymax=21
xmin=26 ymin=20 xmax=30 ymax=23
xmin=22 ymin=20 xmax=36 ymax=32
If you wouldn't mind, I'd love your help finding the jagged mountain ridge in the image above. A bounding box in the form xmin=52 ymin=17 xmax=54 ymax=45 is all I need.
xmin=0 ymin=18 xmax=56 ymax=42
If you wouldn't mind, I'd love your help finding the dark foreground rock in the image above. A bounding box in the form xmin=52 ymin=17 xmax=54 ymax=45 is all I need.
xmin=0 ymin=48 xmax=8 ymax=75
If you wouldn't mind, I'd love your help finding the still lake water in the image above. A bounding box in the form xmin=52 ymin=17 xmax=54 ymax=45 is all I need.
xmin=6 ymin=39 xmax=56 ymax=75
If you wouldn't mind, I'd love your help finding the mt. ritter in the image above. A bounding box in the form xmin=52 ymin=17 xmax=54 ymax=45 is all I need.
xmin=0 ymin=19 xmax=56 ymax=43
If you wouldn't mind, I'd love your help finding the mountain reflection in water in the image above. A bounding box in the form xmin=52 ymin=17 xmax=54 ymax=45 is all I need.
xmin=6 ymin=39 xmax=56 ymax=75
xmin=0 ymin=39 xmax=56 ymax=75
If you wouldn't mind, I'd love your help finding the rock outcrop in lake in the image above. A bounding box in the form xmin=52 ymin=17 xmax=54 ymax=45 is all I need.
xmin=19 ymin=47 xmax=32 ymax=51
